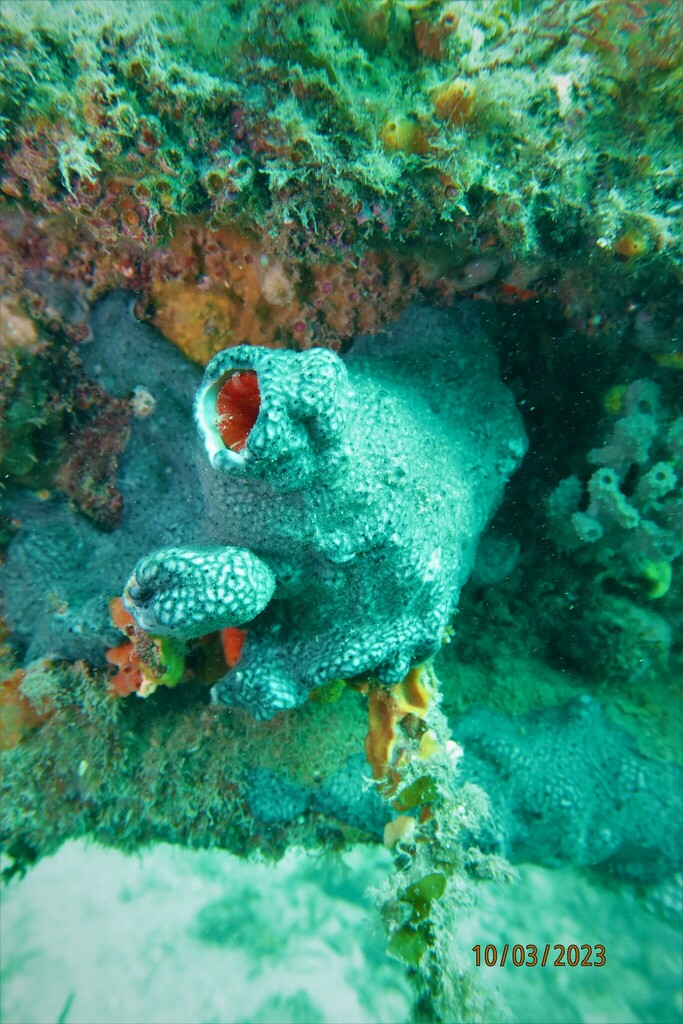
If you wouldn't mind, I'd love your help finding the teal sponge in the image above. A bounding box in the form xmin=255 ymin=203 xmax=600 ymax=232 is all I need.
xmin=124 ymin=305 xmax=527 ymax=719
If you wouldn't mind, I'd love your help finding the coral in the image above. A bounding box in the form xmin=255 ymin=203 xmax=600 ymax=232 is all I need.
xmin=455 ymin=699 xmax=683 ymax=884
xmin=145 ymin=226 xmax=305 ymax=363
xmin=307 ymin=252 xmax=411 ymax=345
xmin=0 ymin=207 xmax=417 ymax=368
xmin=245 ymin=767 xmax=310 ymax=825
xmin=312 ymin=753 xmax=391 ymax=837
xmin=547 ymin=379 xmax=682 ymax=589
xmin=123 ymin=304 xmax=526 ymax=719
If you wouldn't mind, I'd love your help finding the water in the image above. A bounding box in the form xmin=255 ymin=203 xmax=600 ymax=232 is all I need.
xmin=1 ymin=2 xmax=681 ymax=1022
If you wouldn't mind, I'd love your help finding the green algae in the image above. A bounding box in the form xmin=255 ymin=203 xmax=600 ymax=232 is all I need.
xmin=0 ymin=664 xmax=372 ymax=873
xmin=387 ymin=922 xmax=430 ymax=967
xmin=0 ymin=0 xmax=679 ymax=280
xmin=0 ymin=354 xmax=63 ymax=481
xmin=393 ymin=775 xmax=438 ymax=811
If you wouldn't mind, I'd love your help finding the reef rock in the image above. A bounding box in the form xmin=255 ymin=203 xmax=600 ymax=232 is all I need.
xmin=2 ymin=293 xmax=204 ymax=663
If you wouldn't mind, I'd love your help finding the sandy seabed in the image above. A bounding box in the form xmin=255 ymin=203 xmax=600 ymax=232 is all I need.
xmin=1 ymin=841 xmax=681 ymax=1024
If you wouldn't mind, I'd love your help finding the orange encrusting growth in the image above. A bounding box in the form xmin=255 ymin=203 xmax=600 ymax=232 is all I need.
xmin=216 ymin=371 xmax=260 ymax=452
xmin=431 ymin=79 xmax=476 ymax=125
xmin=393 ymin=667 xmax=432 ymax=717
xmin=365 ymin=667 xmax=435 ymax=784
xmin=366 ymin=687 xmax=399 ymax=782
xmin=221 ymin=627 xmax=247 ymax=667
xmin=0 ymin=669 xmax=47 ymax=750
xmin=105 ymin=641 xmax=143 ymax=696
xmin=109 ymin=595 xmax=134 ymax=633
xmin=106 ymin=598 xmax=144 ymax=696
xmin=106 ymin=597 xmax=187 ymax=698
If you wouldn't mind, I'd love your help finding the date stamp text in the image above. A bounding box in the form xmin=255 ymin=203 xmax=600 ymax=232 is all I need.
xmin=472 ymin=944 xmax=606 ymax=968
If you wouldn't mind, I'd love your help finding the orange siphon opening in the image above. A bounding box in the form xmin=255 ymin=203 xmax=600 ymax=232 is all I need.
xmin=215 ymin=371 xmax=260 ymax=452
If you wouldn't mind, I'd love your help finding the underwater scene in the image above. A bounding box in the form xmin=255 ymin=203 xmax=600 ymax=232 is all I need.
xmin=0 ymin=1 xmax=681 ymax=1022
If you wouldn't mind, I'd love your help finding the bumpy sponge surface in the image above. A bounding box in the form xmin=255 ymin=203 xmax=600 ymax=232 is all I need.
xmin=124 ymin=304 xmax=527 ymax=719
xmin=124 ymin=545 xmax=275 ymax=638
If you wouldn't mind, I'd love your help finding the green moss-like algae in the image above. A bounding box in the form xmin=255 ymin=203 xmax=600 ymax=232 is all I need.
xmin=0 ymin=0 xmax=680 ymax=275
xmin=0 ymin=663 xmax=370 ymax=874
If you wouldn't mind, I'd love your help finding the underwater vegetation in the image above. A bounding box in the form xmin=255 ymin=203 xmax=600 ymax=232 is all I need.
xmin=1 ymin=2 xmax=682 ymax=1021
xmin=0 ymin=0 xmax=681 ymax=359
